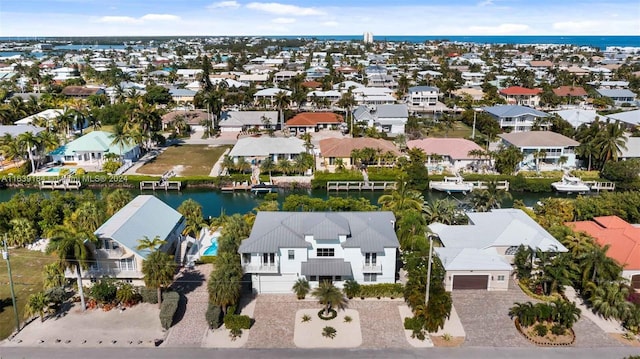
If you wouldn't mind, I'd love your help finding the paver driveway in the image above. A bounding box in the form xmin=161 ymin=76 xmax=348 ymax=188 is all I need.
xmin=453 ymin=281 xmax=624 ymax=348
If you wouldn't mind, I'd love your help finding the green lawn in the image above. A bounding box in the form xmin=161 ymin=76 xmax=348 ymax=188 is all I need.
xmin=427 ymin=122 xmax=473 ymax=138
xmin=136 ymin=144 xmax=230 ymax=176
xmin=0 ymin=248 xmax=56 ymax=340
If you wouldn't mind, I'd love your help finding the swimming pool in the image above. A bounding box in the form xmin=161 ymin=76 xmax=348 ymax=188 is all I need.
xmin=202 ymin=237 xmax=219 ymax=256
xmin=46 ymin=167 xmax=76 ymax=173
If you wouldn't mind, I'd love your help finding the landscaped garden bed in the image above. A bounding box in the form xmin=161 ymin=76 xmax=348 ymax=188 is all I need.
xmin=515 ymin=319 xmax=575 ymax=346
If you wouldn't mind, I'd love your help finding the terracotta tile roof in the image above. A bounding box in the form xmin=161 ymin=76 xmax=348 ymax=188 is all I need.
xmin=286 ymin=112 xmax=343 ymax=126
xmin=319 ymin=138 xmax=399 ymax=158
xmin=499 ymin=86 xmax=542 ymax=96
xmin=301 ymin=81 xmax=322 ymax=89
xmin=553 ymin=86 xmax=588 ymax=97
xmin=406 ymin=138 xmax=484 ymax=160
xmin=566 ymin=216 xmax=640 ymax=270
xmin=62 ymin=86 xmax=102 ymax=96
xmin=529 ymin=60 xmax=554 ymax=68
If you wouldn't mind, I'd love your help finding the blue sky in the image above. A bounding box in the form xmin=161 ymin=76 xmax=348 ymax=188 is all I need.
xmin=1 ymin=0 xmax=638 ymax=37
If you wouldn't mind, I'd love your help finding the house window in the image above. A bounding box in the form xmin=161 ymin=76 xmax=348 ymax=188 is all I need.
xmin=288 ymin=250 xmax=295 ymax=260
xmin=365 ymin=253 xmax=377 ymax=266
xmin=334 ymin=276 xmax=342 ymax=281
xmin=242 ymin=253 xmax=251 ymax=264
xmin=505 ymin=246 xmax=519 ymax=255
xmin=119 ymin=257 xmax=136 ymax=271
xmin=364 ymin=273 xmax=377 ymax=282
xmin=262 ymin=253 xmax=276 ymax=265
xmin=497 ymin=275 xmax=505 ymax=281
xmin=317 ymin=248 xmax=335 ymax=257
xmin=309 ymin=276 xmax=317 ymax=281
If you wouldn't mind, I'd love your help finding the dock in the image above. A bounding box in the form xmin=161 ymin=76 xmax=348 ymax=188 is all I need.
xmin=585 ymin=181 xmax=616 ymax=192
xmin=39 ymin=178 xmax=82 ymax=190
xmin=139 ymin=180 xmax=182 ymax=191
xmin=327 ymin=181 xmax=397 ymax=192
xmin=220 ymin=181 xmax=251 ymax=192
xmin=428 ymin=179 xmax=510 ymax=192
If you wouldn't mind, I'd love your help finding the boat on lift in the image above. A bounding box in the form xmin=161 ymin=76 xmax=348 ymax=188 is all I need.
xmin=251 ymin=182 xmax=277 ymax=194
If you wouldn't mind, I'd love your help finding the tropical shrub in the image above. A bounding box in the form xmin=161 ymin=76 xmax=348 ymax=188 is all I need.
xmin=534 ymin=323 xmax=548 ymax=337
xmin=318 ymin=308 xmax=338 ymax=320
xmin=342 ymin=280 xmax=361 ymax=299
xmin=223 ymin=314 xmax=252 ymax=330
xmin=159 ymin=291 xmax=180 ymax=330
xmin=24 ymin=291 xmax=50 ymax=322
xmin=89 ymin=279 xmax=117 ymax=304
xmin=45 ymin=286 xmax=68 ymax=310
xmin=301 ymin=314 xmax=312 ymax=323
xmin=403 ymin=316 xmax=426 ymax=340
xmin=551 ymin=324 xmax=566 ymax=336
xmin=292 ymin=278 xmax=310 ymax=299
xmin=343 ymin=315 xmax=352 ymax=323
xmin=116 ymin=282 xmax=141 ymax=306
xmin=358 ymin=283 xmax=404 ymax=298
xmin=205 ymin=303 xmax=223 ymax=329
xmin=322 ymin=326 xmax=337 ymax=339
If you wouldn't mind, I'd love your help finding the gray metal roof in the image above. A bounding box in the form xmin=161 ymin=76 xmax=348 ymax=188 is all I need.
xmin=499 ymin=131 xmax=579 ymax=148
xmin=620 ymin=136 xmax=640 ymax=159
xmin=482 ymin=105 xmax=549 ymax=118
xmin=408 ymin=86 xmax=439 ymax=93
xmin=0 ymin=125 xmax=46 ymax=137
xmin=94 ymin=195 xmax=184 ymax=259
xmin=376 ymin=104 xmax=409 ymax=118
xmin=301 ymin=259 xmax=353 ymax=277
xmin=596 ymin=89 xmax=636 ymax=98
xmin=238 ymin=212 xmax=399 ymax=253
xmin=429 ymin=209 xmax=567 ymax=253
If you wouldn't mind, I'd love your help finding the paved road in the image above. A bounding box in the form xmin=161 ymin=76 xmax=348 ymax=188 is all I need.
xmin=1 ymin=347 xmax=637 ymax=359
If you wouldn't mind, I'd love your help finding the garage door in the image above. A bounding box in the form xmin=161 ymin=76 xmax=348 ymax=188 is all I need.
xmin=453 ymin=275 xmax=489 ymax=290
xmin=632 ymin=275 xmax=640 ymax=289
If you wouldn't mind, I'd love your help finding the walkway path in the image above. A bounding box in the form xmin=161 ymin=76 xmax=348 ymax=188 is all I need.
xmin=163 ymin=265 xmax=212 ymax=347
xmin=564 ymin=286 xmax=626 ymax=334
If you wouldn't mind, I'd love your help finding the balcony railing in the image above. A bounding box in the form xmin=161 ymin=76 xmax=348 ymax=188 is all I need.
xmin=362 ymin=264 xmax=383 ymax=273
xmin=242 ymin=263 xmax=279 ymax=273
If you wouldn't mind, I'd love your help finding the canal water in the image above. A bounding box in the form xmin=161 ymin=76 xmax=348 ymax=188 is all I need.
xmin=0 ymin=187 xmax=570 ymax=219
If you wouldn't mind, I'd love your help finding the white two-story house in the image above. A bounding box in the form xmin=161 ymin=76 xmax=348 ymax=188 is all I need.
xmin=482 ymin=105 xmax=550 ymax=132
xmin=238 ymin=211 xmax=399 ymax=294
xmin=406 ymin=86 xmax=439 ymax=109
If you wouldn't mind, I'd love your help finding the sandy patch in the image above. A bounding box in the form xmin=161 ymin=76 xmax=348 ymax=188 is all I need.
xmin=171 ymin=165 xmax=185 ymax=176
xmin=202 ymin=325 xmax=249 ymax=348
xmin=609 ymin=333 xmax=640 ymax=347
xmin=2 ymin=302 xmax=164 ymax=348
xmin=294 ymin=309 xmax=362 ymax=348
xmin=431 ymin=335 xmax=465 ymax=347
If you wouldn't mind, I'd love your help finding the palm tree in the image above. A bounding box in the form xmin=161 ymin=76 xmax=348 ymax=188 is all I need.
xmin=260 ymin=157 xmax=276 ymax=177
xmin=552 ymin=299 xmax=581 ymax=329
xmin=105 ymin=189 xmax=132 ymax=216
xmin=208 ymin=252 xmax=242 ymax=314
xmin=377 ymin=175 xmax=424 ymax=218
xmin=46 ymin=226 xmax=97 ymax=311
xmin=312 ymin=280 xmax=348 ymax=316
xmin=68 ymin=201 xmax=104 ymax=233
xmin=141 ymin=250 xmax=177 ymax=308
xmin=136 ymin=235 xmax=166 ymax=252
xmin=8 ymin=217 xmax=37 ymax=247
xmin=274 ymin=90 xmax=291 ymax=129
xmin=423 ymin=199 xmax=465 ymax=225
xmin=17 ymin=131 xmax=40 ymax=173
xmin=469 ymin=180 xmax=512 ymax=212
xmin=578 ymin=244 xmax=622 ymax=285
xmin=594 ymin=120 xmax=628 ymax=164
xmin=110 ymin=124 xmax=133 ymax=158
xmin=277 ymin=158 xmax=292 ymax=175
xmin=43 ymin=262 xmax=65 ymax=290
xmin=177 ymin=199 xmax=205 ymax=238
xmin=586 ymin=281 xmax=633 ymax=321
xmin=532 ymin=149 xmax=547 ymax=172
xmin=222 ymin=155 xmax=236 ymax=174
xmin=24 ymin=292 xmax=50 ymax=322
xmin=292 ymin=278 xmax=311 ymax=299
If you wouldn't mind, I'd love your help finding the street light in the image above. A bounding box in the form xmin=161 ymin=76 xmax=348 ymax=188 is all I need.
xmin=2 ymin=235 xmax=20 ymax=333
xmin=425 ymin=233 xmax=435 ymax=308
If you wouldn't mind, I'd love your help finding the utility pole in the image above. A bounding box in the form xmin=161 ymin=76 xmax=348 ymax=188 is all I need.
xmin=472 ymin=109 xmax=477 ymax=140
xmin=2 ymin=235 xmax=20 ymax=333
xmin=425 ymin=234 xmax=434 ymax=308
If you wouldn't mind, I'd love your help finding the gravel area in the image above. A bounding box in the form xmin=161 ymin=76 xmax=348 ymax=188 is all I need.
xmin=246 ymin=295 xmax=410 ymax=349
xmin=163 ymin=264 xmax=212 ymax=347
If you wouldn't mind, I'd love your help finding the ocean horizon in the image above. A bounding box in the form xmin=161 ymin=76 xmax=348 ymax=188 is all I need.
xmin=1 ymin=35 xmax=638 ymax=50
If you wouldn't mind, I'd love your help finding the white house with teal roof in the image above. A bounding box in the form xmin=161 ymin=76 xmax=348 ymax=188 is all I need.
xmin=49 ymin=131 xmax=140 ymax=165
xmin=74 ymin=195 xmax=186 ymax=286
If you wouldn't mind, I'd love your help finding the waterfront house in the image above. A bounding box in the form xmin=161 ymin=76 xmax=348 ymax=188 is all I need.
xmin=552 ymin=86 xmax=589 ymax=104
xmin=317 ymin=137 xmax=400 ymax=172
xmin=550 ymin=109 xmax=599 ymax=128
xmin=169 ymin=87 xmax=197 ymax=106
xmin=218 ymin=111 xmax=278 ymax=133
xmin=406 ymin=138 xmax=487 ymax=172
xmin=429 ymin=209 xmax=568 ymax=291
xmin=253 ymin=88 xmax=292 ymax=107
xmin=482 ymin=105 xmax=550 ymax=132
xmin=238 ymin=211 xmax=399 ymax=293
xmin=596 ymin=89 xmax=637 ymax=106
xmin=81 ymin=195 xmax=185 ymax=286
xmin=498 ymin=131 xmax=579 ymax=170
xmin=353 ymin=104 xmax=409 ymax=135
xmin=406 ymin=86 xmax=439 ymax=109
xmin=566 ymin=216 xmax=640 ymax=290
xmin=49 ymin=131 xmax=140 ymax=167
xmin=499 ymin=86 xmax=542 ymax=107
xmin=61 ymin=86 xmax=105 ymax=98
xmin=161 ymin=109 xmax=208 ymax=132
xmin=285 ymin=112 xmax=344 ymax=135
xmin=227 ymin=136 xmax=305 ymax=166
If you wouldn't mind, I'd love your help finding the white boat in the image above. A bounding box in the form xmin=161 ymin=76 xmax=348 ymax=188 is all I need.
xmin=429 ymin=175 xmax=474 ymax=194
xmin=551 ymin=175 xmax=591 ymax=193
xmin=251 ymin=182 xmax=277 ymax=194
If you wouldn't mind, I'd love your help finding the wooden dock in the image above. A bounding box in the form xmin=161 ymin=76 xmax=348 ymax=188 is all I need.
xmin=428 ymin=179 xmax=510 ymax=192
xmin=39 ymin=178 xmax=82 ymax=190
xmin=220 ymin=181 xmax=251 ymax=192
xmin=327 ymin=181 xmax=397 ymax=192
xmin=585 ymin=181 xmax=616 ymax=192
xmin=139 ymin=180 xmax=182 ymax=191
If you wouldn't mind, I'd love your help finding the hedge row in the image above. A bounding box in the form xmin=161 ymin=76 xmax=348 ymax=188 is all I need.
xmin=159 ymin=291 xmax=180 ymax=330
xmin=139 ymin=287 xmax=159 ymax=304
xmin=358 ymin=283 xmax=405 ymax=298
xmin=205 ymin=303 xmax=223 ymax=329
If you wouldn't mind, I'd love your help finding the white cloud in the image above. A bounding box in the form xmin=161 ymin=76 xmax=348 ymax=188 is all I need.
xmin=468 ymin=23 xmax=531 ymax=35
xmin=272 ymin=17 xmax=296 ymax=24
xmin=97 ymin=16 xmax=139 ymax=24
xmin=245 ymin=2 xmax=325 ymax=16
xmin=552 ymin=20 xmax=600 ymax=33
xmin=208 ymin=1 xmax=240 ymax=9
xmin=140 ymin=14 xmax=180 ymax=21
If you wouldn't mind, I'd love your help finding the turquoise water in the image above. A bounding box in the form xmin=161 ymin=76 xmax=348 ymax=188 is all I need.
xmin=203 ymin=238 xmax=219 ymax=256
xmin=46 ymin=168 xmax=61 ymax=173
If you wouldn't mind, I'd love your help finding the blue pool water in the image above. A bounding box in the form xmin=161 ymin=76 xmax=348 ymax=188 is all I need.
xmin=203 ymin=238 xmax=219 ymax=256
xmin=46 ymin=167 xmax=62 ymax=173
